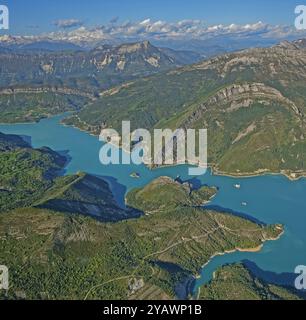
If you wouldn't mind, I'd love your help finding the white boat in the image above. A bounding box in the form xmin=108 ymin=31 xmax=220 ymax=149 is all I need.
xmin=234 ymin=184 xmax=241 ymax=189
xmin=130 ymin=172 xmax=140 ymax=179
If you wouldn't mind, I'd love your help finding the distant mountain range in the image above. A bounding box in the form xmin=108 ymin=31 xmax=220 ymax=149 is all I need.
xmin=0 ymin=32 xmax=278 ymax=58
xmin=0 ymin=40 xmax=202 ymax=91
xmin=1 ymin=20 xmax=304 ymax=55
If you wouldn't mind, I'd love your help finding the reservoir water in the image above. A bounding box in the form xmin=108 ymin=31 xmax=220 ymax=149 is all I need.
xmin=1 ymin=114 xmax=306 ymax=293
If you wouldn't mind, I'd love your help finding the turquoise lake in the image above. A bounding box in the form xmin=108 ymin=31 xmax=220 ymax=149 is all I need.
xmin=1 ymin=114 xmax=306 ymax=293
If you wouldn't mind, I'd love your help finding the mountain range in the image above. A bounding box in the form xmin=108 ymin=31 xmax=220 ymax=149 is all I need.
xmin=0 ymin=40 xmax=202 ymax=123
xmin=0 ymin=40 xmax=201 ymax=91
xmin=1 ymin=38 xmax=306 ymax=178
xmin=61 ymin=40 xmax=306 ymax=178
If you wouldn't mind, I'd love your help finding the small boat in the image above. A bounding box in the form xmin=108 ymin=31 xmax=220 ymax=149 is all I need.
xmin=175 ymin=175 xmax=182 ymax=182
xmin=234 ymin=184 xmax=241 ymax=189
xmin=241 ymin=202 xmax=247 ymax=206
xmin=130 ymin=172 xmax=140 ymax=179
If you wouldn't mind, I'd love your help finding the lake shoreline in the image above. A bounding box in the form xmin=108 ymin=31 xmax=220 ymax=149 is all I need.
xmin=193 ymin=227 xmax=285 ymax=299
xmin=1 ymin=113 xmax=305 ymax=301
xmin=2 ymin=112 xmax=305 ymax=182
xmin=61 ymin=117 xmax=306 ymax=182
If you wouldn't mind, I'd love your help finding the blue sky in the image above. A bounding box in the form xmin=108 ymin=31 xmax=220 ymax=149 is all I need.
xmin=1 ymin=0 xmax=303 ymax=35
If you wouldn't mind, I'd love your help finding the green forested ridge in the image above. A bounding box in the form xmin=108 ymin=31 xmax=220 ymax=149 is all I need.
xmin=0 ymin=132 xmax=30 ymax=151
xmin=0 ymin=132 xmax=137 ymax=221
xmin=0 ymin=140 xmax=66 ymax=212
xmin=199 ymin=263 xmax=301 ymax=300
xmin=0 ymin=92 xmax=89 ymax=123
xmin=126 ymin=176 xmax=217 ymax=212
xmin=0 ymin=191 xmax=282 ymax=300
xmin=35 ymin=173 xmax=139 ymax=221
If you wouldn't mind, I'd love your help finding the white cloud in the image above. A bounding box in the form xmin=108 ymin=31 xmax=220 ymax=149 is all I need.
xmin=53 ymin=19 xmax=84 ymax=29
xmin=84 ymin=19 xmax=303 ymax=41
xmin=139 ymin=18 xmax=151 ymax=26
xmin=2 ymin=19 xmax=306 ymax=47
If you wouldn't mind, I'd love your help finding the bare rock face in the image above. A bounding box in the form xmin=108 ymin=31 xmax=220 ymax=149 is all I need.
xmin=0 ymin=86 xmax=97 ymax=99
xmin=93 ymin=41 xmax=167 ymax=71
xmin=181 ymin=83 xmax=300 ymax=130
xmin=191 ymin=43 xmax=306 ymax=81
xmin=117 ymin=40 xmax=151 ymax=54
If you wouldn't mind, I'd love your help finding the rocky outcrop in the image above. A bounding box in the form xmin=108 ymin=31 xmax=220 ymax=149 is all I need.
xmin=0 ymin=41 xmax=184 ymax=91
xmin=188 ymin=43 xmax=306 ymax=82
xmin=0 ymin=86 xmax=97 ymax=99
xmin=181 ymin=83 xmax=301 ymax=129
